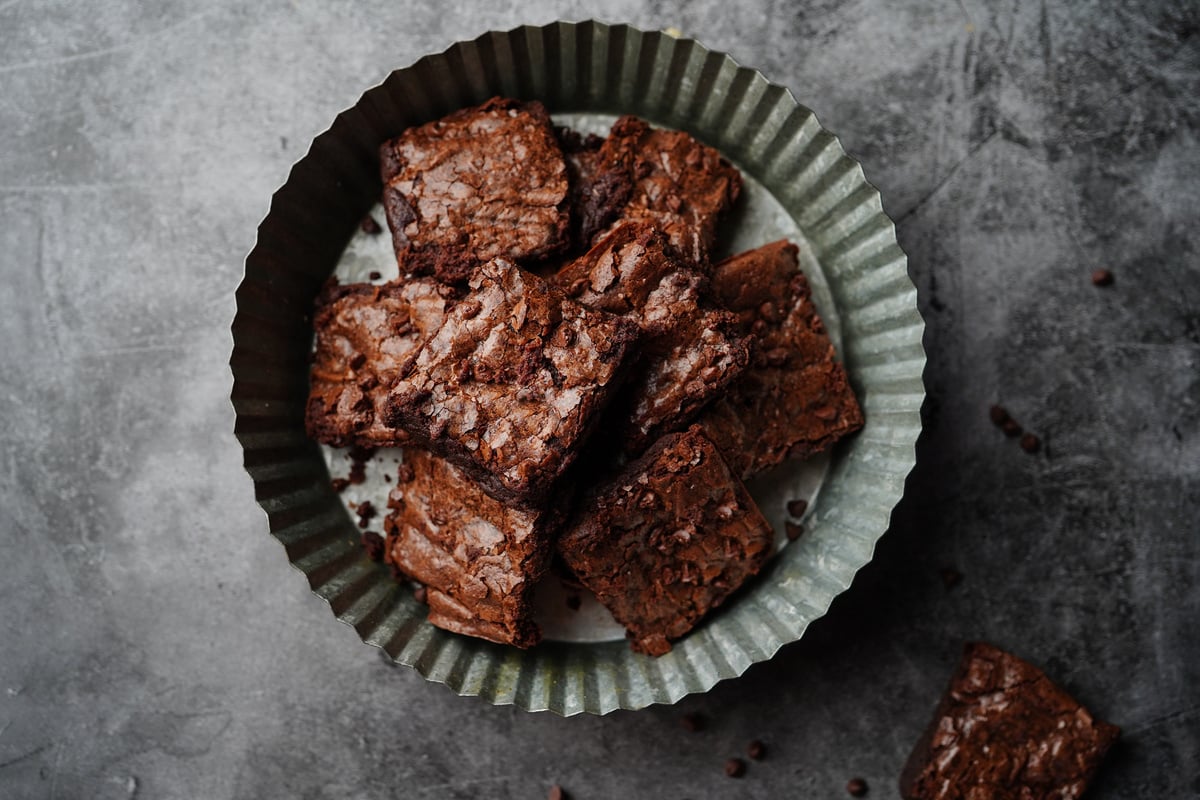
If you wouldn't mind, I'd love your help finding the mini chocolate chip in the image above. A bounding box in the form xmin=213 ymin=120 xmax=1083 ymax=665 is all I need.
xmin=360 ymin=215 xmax=382 ymax=235
xmin=681 ymin=712 xmax=706 ymax=732
xmin=413 ymin=586 xmax=428 ymax=604
xmin=361 ymin=532 xmax=385 ymax=562
xmin=1002 ymin=419 xmax=1023 ymax=438
xmin=747 ymin=740 xmax=766 ymax=761
xmin=989 ymin=404 xmax=1010 ymax=426
xmin=787 ymin=499 xmax=808 ymax=518
xmin=1020 ymin=433 xmax=1041 ymax=453
xmin=1091 ymin=268 xmax=1114 ymax=287
xmin=368 ymin=270 xmax=382 ymax=280
xmin=349 ymin=352 xmax=367 ymax=370
xmin=566 ymin=595 xmax=582 ymax=611
xmin=940 ymin=567 xmax=963 ymax=590
xmin=330 ymin=478 xmax=350 ymax=493
xmin=785 ymin=522 xmax=804 ymax=541
xmin=847 ymin=777 xmax=868 ymax=796
xmin=724 ymin=758 xmax=746 ymax=778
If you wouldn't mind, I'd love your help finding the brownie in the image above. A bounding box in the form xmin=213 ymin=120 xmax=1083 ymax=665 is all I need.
xmin=382 ymin=258 xmax=639 ymax=507
xmin=556 ymin=126 xmax=634 ymax=252
xmin=383 ymin=449 xmax=557 ymax=648
xmin=379 ymin=97 xmax=571 ymax=284
xmin=557 ymin=426 xmax=774 ymax=656
xmin=698 ymin=240 xmax=864 ymax=478
xmin=590 ymin=115 xmax=742 ymax=265
xmin=305 ymin=278 xmax=452 ymax=448
xmin=552 ymin=221 xmax=752 ymax=453
xmin=900 ymin=642 xmax=1120 ymax=800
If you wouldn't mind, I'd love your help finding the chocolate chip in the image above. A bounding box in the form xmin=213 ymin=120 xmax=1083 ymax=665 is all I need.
xmin=368 ymin=270 xmax=382 ymax=280
xmin=724 ymin=758 xmax=746 ymax=778
xmin=1001 ymin=419 xmax=1023 ymax=438
xmin=847 ymin=777 xmax=868 ymax=796
xmin=330 ymin=478 xmax=350 ymax=493
xmin=413 ymin=585 xmax=428 ymax=604
xmin=1020 ymin=433 xmax=1041 ymax=453
xmin=349 ymin=352 xmax=367 ymax=370
xmin=939 ymin=567 xmax=963 ymax=590
xmin=547 ymin=786 xmax=568 ymax=800
xmin=787 ymin=499 xmax=808 ymax=518
xmin=360 ymin=215 xmax=382 ymax=235
xmin=747 ymin=740 xmax=766 ymax=760
xmin=1091 ymin=268 xmax=1114 ymax=287
xmin=681 ymin=712 xmax=706 ymax=732
xmin=361 ymin=531 xmax=385 ymax=562
xmin=566 ymin=594 xmax=582 ymax=611
xmin=989 ymin=404 xmax=1010 ymax=426
xmin=785 ymin=522 xmax=804 ymax=542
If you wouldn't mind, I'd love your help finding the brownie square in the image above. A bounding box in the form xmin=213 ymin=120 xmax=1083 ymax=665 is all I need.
xmin=697 ymin=240 xmax=864 ymax=478
xmin=555 ymin=126 xmax=634 ymax=252
xmin=557 ymin=426 xmax=774 ymax=656
xmin=379 ymin=97 xmax=571 ymax=284
xmin=305 ymin=278 xmax=452 ymax=448
xmin=382 ymin=258 xmax=639 ymax=507
xmin=900 ymin=642 xmax=1120 ymax=800
xmin=552 ymin=221 xmax=752 ymax=454
xmin=590 ymin=115 xmax=742 ymax=265
xmin=383 ymin=449 xmax=557 ymax=648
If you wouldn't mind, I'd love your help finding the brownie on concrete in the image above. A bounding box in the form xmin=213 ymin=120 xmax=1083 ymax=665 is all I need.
xmin=552 ymin=221 xmax=752 ymax=453
xmin=698 ymin=240 xmax=863 ymax=478
xmin=555 ymin=126 xmax=633 ymax=252
xmin=380 ymin=97 xmax=571 ymax=284
xmin=590 ymin=115 xmax=741 ymax=265
xmin=557 ymin=425 xmax=774 ymax=656
xmin=900 ymin=642 xmax=1120 ymax=800
xmin=383 ymin=449 xmax=557 ymax=648
xmin=382 ymin=258 xmax=639 ymax=507
xmin=305 ymin=278 xmax=452 ymax=448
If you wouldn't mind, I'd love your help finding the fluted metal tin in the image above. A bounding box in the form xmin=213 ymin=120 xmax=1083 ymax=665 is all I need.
xmin=231 ymin=21 xmax=925 ymax=715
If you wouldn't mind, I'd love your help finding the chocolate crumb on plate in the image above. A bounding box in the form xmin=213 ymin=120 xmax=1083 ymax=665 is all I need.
xmin=785 ymin=522 xmax=804 ymax=542
xmin=330 ymin=477 xmax=350 ymax=493
xmin=786 ymin=498 xmax=808 ymax=518
xmin=1020 ymin=432 xmax=1042 ymax=454
xmin=724 ymin=758 xmax=746 ymax=778
xmin=989 ymin=404 xmax=1010 ymax=426
xmin=1001 ymin=419 xmax=1023 ymax=438
xmin=360 ymin=215 xmax=382 ymax=235
xmin=361 ymin=531 xmax=385 ymax=562
xmin=368 ymin=270 xmax=382 ymax=280
xmin=747 ymin=740 xmax=766 ymax=761
xmin=847 ymin=777 xmax=868 ymax=796
xmin=1091 ymin=268 xmax=1114 ymax=287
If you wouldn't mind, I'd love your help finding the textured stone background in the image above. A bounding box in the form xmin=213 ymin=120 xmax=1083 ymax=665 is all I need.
xmin=1 ymin=1 xmax=1197 ymax=798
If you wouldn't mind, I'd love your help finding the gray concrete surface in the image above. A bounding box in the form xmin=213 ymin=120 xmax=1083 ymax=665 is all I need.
xmin=1 ymin=1 xmax=1197 ymax=798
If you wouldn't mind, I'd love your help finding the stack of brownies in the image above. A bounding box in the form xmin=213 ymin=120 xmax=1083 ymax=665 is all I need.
xmin=304 ymin=97 xmax=863 ymax=656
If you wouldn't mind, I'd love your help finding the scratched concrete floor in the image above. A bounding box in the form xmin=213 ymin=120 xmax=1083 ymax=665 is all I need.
xmin=1 ymin=1 xmax=1198 ymax=798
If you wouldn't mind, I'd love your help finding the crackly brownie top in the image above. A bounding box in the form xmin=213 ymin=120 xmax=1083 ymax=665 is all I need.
xmin=557 ymin=426 xmax=774 ymax=656
xmin=552 ymin=221 xmax=752 ymax=453
xmin=383 ymin=258 xmax=638 ymax=505
xmin=900 ymin=642 xmax=1120 ymax=800
xmin=305 ymin=278 xmax=452 ymax=448
xmin=380 ymin=97 xmax=571 ymax=284
xmin=592 ymin=115 xmax=741 ymax=266
xmin=699 ymin=240 xmax=863 ymax=477
xmin=383 ymin=449 xmax=553 ymax=648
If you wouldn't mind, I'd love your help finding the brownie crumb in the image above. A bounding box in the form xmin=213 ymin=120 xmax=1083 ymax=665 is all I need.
xmin=348 ymin=461 xmax=367 ymax=484
xmin=1091 ymin=268 xmax=1114 ymax=287
xmin=724 ymin=758 xmax=746 ymax=778
xmin=330 ymin=477 xmax=350 ymax=493
xmin=413 ymin=585 xmax=428 ymax=604
xmin=347 ymin=446 xmax=376 ymax=485
xmin=547 ymin=785 xmax=568 ymax=800
xmin=355 ymin=500 xmax=378 ymax=529
xmin=1001 ymin=419 xmax=1023 ymax=438
xmin=988 ymin=404 xmax=1010 ymax=426
xmin=747 ymin=740 xmax=766 ymax=761
xmin=1020 ymin=433 xmax=1041 ymax=454
xmin=785 ymin=522 xmax=804 ymax=542
xmin=566 ymin=594 xmax=582 ymax=611
xmin=361 ymin=531 xmax=385 ymax=562
xmin=360 ymin=215 xmax=382 ymax=235
xmin=396 ymin=462 xmax=415 ymax=483
xmin=786 ymin=498 xmax=808 ymax=518
xmin=846 ymin=777 xmax=868 ymax=796
xmin=368 ymin=270 xmax=382 ymax=280
xmin=939 ymin=567 xmax=963 ymax=590
xmin=681 ymin=712 xmax=706 ymax=732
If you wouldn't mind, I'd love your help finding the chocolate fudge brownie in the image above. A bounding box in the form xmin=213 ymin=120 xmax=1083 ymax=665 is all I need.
xmin=552 ymin=221 xmax=752 ymax=453
xmin=305 ymin=278 xmax=452 ymax=448
xmin=900 ymin=642 xmax=1120 ymax=800
xmin=379 ymin=97 xmax=571 ymax=284
xmin=698 ymin=240 xmax=863 ymax=478
xmin=382 ymin=258 xmax=639 ymax=507
xmin=557 ymin=426 xmax=774 ymax=656
xmin=590 ymin=115 xmax=741 ymax=265
xmin=383 ymin=449 xmax=557 ymax=648
xmin=556 ymin=126 xmax=634 ymax=252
